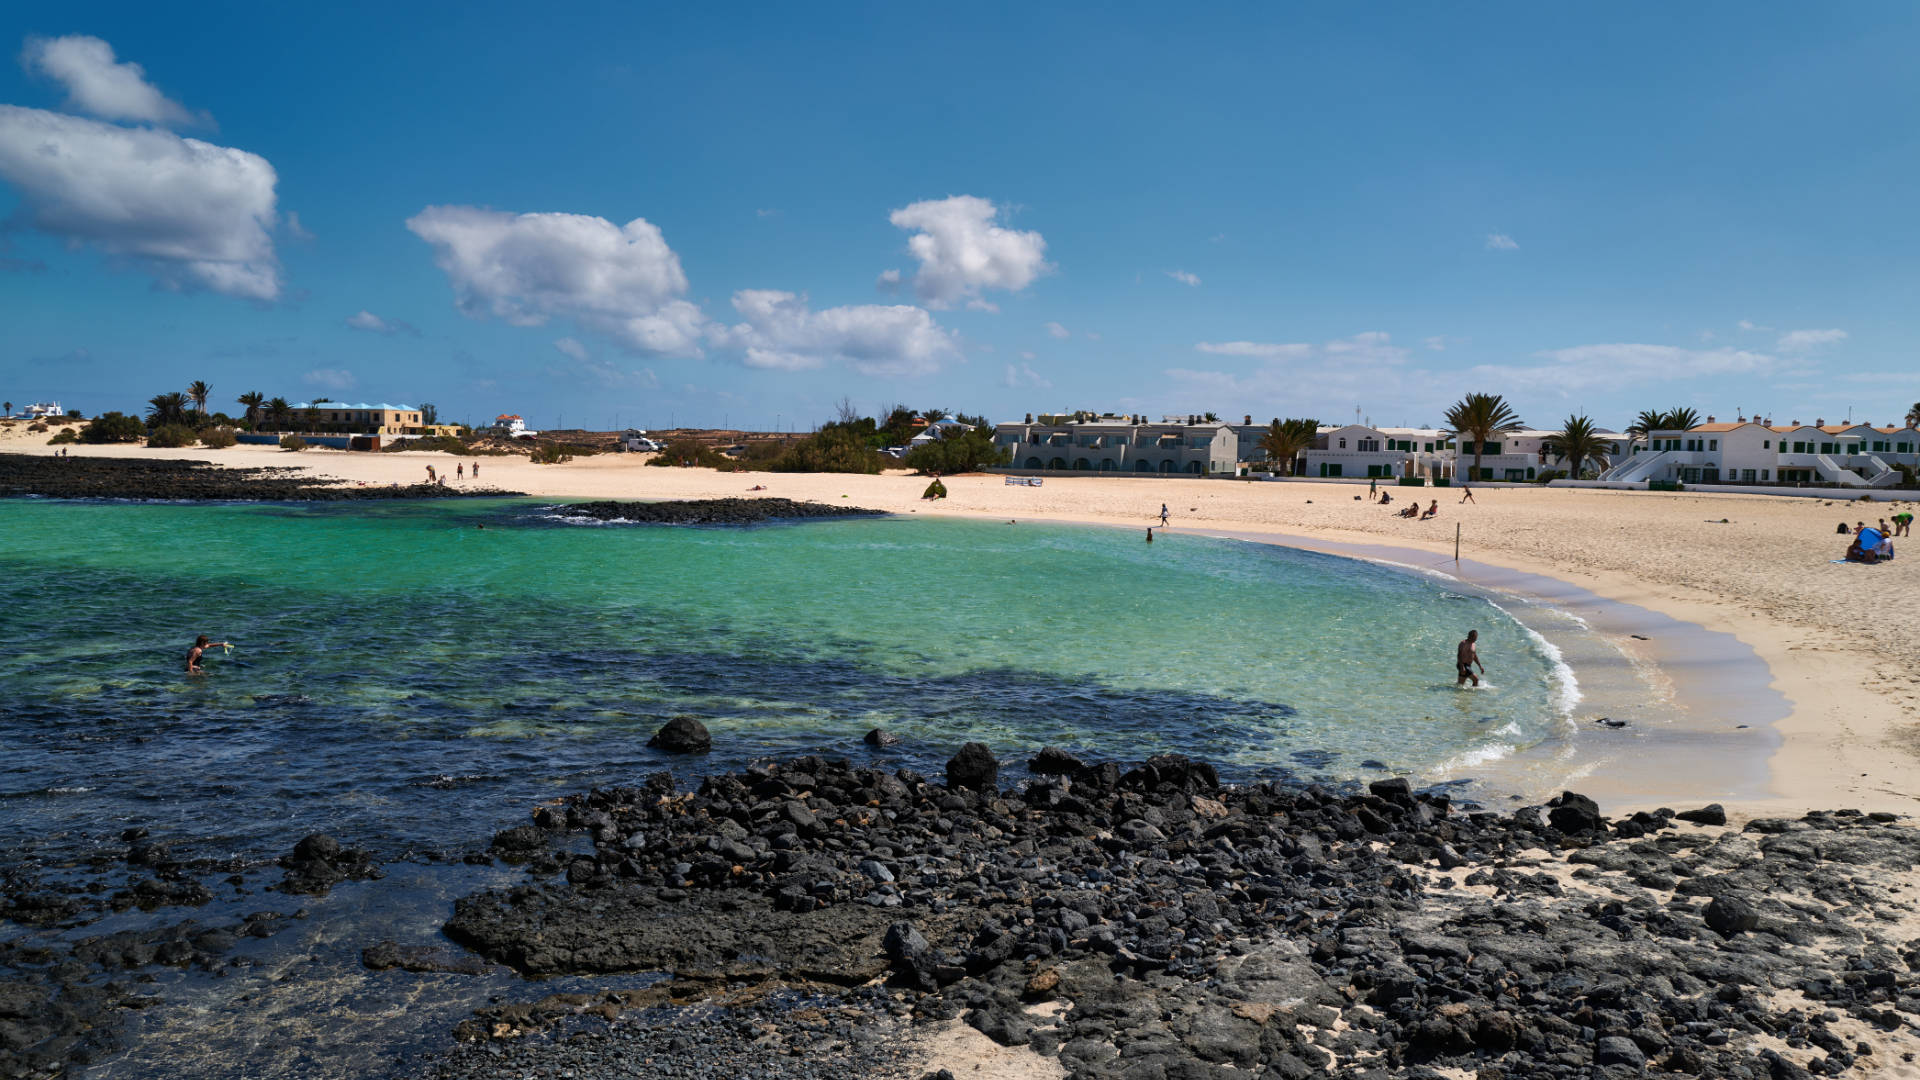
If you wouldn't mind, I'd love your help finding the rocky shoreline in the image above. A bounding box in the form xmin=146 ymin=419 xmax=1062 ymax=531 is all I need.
xmin=419 ymin=744 xmax=1920 ymax=1080
xmin=0 ymin=453 xmax=520 ymax=501
xmin=3 ymin=745 xmax=1917 ymax=1080
xmin=545 ymin=497 xmax=890 ymax=525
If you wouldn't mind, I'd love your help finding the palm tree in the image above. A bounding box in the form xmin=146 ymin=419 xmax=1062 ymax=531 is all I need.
xmin=236 ymin=391 xmax=265 ymax=429
xmin=1905 ymin=402 xmax=1919 ymax=428
xmin=3 ymin=402 xmax=11 ymax=418
xmin=1625 ymin=409 xmax=1665 ymax=447
xmin=186 ymin=380 xmax=211 ymax=421
xmin=1542 ymin=414 xmax=1613 ymax=479
xmin=1443 ymin=393 xmax=1525 ymax=482
xmin=146 ymin=392 xmax=189 ymax=428
xmin=304 ymin=397 xmax=328 ymax=431
xmin=919 ymin=407 xmax=951 ymax=424
xmin=266 ymin=397 xmax=292 ymax=432
xmin=1663 ymin=406 xmax=1702 ymax=433
xmin=1258 ymin=418 xmax=1319 ymax=476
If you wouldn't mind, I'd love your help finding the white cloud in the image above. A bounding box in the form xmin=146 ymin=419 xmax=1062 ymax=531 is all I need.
xmin=1194 ymin=340 xmax=1313 ymax=360
xmin=1019 ymin=350 xmax=1037 ymax=360
xmin=22 ymin=35 xmax=201 ymax=127
xmin=1165 ymin=269 xmax=1201 ymax=287
xmin=1003 ymin=363 xmax=1052 ymax=389
xmin=1775 ymin=328 xmax=1846 ymax=353
xmin=1737 ymin=319 xmax=1775 ymax=333
xmin=755 ymin=208 xmax=780 ymax=218
xmin=1472 ymin=343 xmax=1782 ymax=393
xmin=405 ymin=205 xmax=707 ymax=355
xmin=888 ymin=195 xmax=1049 ymax=309
xmin=345 ymin=309 xmax=416 ymax=336
xmin=0 ymin=106 xmax=280 ymax=299
xmin=1486 ymin=233 xmax=1518 ymax=251
xmin=965 ymin=298 xmax=1000 ymax=313
xmin=1044 ymin=321 xmax=1070 ymax=339
xmin=1085 ymin=331 xmax=1101 ymax=341
xmin=285 ymin=211 xmax=313 ymax=242
xmin=553 ymin=336 xmax=589 ymax=361
xmin=302 ymin=368 xmax=356 ymax=391
xmin=715 ymin=290 xmax=958 ymax=376
xmin=875 ymin=267 xmax=902 ymax=293
xmin=1167 ymin=333 xmax=1433 ymax=416
xmin=1424 ymin=336 xmax=1447 ymax=351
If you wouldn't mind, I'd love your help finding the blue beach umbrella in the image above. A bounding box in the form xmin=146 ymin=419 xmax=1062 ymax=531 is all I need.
xmin=1859 ymin=528 xmax=1883 ymax=548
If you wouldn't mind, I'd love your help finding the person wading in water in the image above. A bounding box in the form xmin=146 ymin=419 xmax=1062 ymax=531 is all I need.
xmin=186 ymin=635 xmax=232 ymax=675
xmin=1456 ymin=630 xmax=1484 ymax=687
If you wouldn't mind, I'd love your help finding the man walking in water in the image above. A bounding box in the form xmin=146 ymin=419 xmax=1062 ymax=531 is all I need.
xmin=1456 ymin=630 xmax=1483 ymax=687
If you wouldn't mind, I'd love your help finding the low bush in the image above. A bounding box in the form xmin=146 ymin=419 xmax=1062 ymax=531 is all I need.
xmin=1534 ymin=469 xmax=1567 ymax=484
xmin=80 ymin=412 xmax=146 ymax=444
xmin=904 ymin=428 xmax=1010 ymax=475
xmin=26 ymin=422 xmax=48 ymax=433
xmin=48 ymin=430 xmax=77 ymax=445
xmin=530 ymin=443 xmax=574 ymax=465
xmin=145 ymin=424 xmax=198 ymax=448
xmin=279 ymin=434 xmax=308 ymax=452
xmin=199 ymin=426 xmax=238 ymax=449
xmin=647 ymin=439 xmax=737 ymax=469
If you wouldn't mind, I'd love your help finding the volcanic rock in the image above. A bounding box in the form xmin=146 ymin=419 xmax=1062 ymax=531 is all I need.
xmin=648 ymin=717 xmax=711 ymax=754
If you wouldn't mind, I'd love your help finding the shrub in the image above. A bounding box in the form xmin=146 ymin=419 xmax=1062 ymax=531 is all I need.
xmin=904 ymin=428 xmax=1010 ymax=475
xmin=48 ymin=430 xmax=77 ymax=445
xmin=529 ymin=443 xmax=573 ymax=465
xmin=279 ymin=434 xmax=308 ymax=452
xmin=769 ymin=424 xmax=889 ymax=474
xmin=647 ymin=439 xmax=735 ymax=469
xmin=145 ymin=424 xmax=198 ymax=448
xmin=80 ymin=412 xmax=146 ymax=444
xmin=144 ymin=420 xmax=195 ymax=445
xmin=200 ymin=426 xmax=238 ymax=449
xmin=26 ymin=422 xmax=48 ymax=433
xmin=1534 ymin=469 xmax=1567 ymax=484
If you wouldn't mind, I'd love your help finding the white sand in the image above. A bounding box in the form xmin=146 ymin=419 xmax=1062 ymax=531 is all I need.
xmin=6 ymin=425 xmax=1916 ymax=819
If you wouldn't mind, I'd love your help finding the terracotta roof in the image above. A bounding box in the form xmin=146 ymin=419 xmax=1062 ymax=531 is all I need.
xmin=1689 ymin=422 xmax=1746 ymax=432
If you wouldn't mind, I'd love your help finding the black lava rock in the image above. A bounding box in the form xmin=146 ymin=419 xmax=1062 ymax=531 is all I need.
xmin=1705 ymin=895 xmax=1760 ymax=937
xmin=1548 ymin=791 xmax=1606 ymax=835
xmin=945 ymin=742 xmax=998 ymax=790
xmin=1677 ymin=803 xmax=1729 ymax=826
xmin=648 ymin=717 xmax=712 ymax=754
xmin=863 ymin=728 xmax=900 ymax=747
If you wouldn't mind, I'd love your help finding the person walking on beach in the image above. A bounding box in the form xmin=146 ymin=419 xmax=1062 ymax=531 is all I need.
xmin=186 ymin=634 xmax=231 ymax=675
xmin=1368 ymin=478 xmax=1377 ymax=501
xmin=472 ymin=460 xmax=480 ymax=479
xmin=1159 ymin=503 xmax=1170 ymax=526
xmin=1456 ymin=630 xmax=1483 ymax=687
xmin=457 ymin=462 xmax=465 ymax=481
xmin=1459 ymin=484 xmax=1475 ymax=504
xmin=426 ymin=465 xmax=435 ymax=484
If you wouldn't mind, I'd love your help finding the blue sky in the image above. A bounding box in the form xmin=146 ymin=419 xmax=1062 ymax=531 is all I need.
xmin=3 ymin=2 xmax=1918 ymax=431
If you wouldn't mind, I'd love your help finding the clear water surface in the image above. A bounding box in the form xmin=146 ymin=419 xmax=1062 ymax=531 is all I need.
xmin=0 ymin=498 xmax=1581 ymax=871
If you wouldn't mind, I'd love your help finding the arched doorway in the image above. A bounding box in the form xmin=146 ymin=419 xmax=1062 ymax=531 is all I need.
xmin=1134 ymin=460 xmax=1153 ymax=472
xmin=1024 ymin=457 xmax=1042 ymax=469
xmin=1048 ymin=457 xmax=1067 ymax=470
xmin=1073 ymin=458 xmax=1091 ymax=471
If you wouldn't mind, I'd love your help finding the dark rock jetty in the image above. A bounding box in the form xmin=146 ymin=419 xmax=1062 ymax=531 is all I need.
xmin=546 ymin=497 xmax=888 ymax=525
xmin=432 ymin=748 xmax=1920 ymax=1080
xmin=0 ymin=452 xmax=519 ymax=501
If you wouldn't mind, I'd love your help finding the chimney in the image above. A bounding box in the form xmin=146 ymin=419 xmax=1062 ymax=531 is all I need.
xmin=1706 ymin=415 xmax=1715 ymax=424
xmin=1244 ymin=414 xmax=1252 ymax=425
xmin=1815 ymin=417 xmax=1824 ymax=426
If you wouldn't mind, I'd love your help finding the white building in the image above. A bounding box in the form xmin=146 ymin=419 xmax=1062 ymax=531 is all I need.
xmin=1298 ymin=425 xmax=1455 ymax=479
xmin=491 ymin=414 xmax=538 ymax=438
xmin=993 ymin=419 xmax=1238 ymax=475
xmin=23 ymin=402 xmax=63 ymax=420
xmin=907 ymin=418 xmax=976 ymax=451
xmin=1601 ymin=415 xmax=1917 ymax=487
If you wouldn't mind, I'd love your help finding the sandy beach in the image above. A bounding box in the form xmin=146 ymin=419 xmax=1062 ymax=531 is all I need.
xmin=7 ymin=426 xmax=1917 ymax=820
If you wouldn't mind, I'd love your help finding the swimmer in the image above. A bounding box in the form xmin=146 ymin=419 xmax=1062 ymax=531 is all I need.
xmin=186 ymin=634 xmax=231 ymax=675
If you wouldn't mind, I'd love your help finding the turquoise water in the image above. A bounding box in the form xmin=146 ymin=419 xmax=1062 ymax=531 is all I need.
xmin=0 ymin=498 xmax=1576 ymax=868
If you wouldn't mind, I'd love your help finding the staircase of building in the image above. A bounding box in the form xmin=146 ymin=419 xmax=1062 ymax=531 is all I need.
xmin=1599 ymin=450 xmax=1672 ymax=483
xmin=1814 ymin=454 xmax=1867 ymax=486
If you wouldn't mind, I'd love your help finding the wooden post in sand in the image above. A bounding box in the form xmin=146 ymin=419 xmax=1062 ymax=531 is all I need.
xmin=1455 ymin=523 xmax=1460 ymax=562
